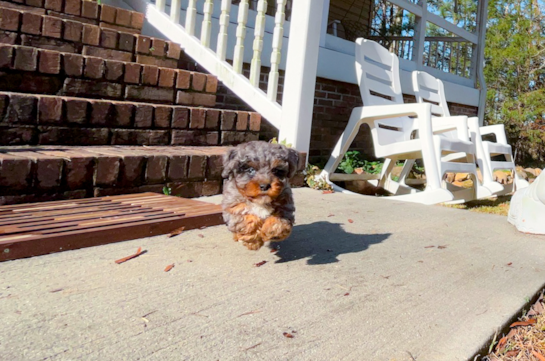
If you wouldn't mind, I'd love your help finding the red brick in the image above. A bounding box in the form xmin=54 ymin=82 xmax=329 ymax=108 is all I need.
xmin=62 ymin=53 xmax=83 ymax=76
xmin=100 ymin=5 xmax=116 ymax=24
xmin=57 ymin=150 xmax=94 ymax=189
xmin=192 ymin=93 xmax=216 ymax=107
xmin=0 ymin=126 xmax=36 ymax=145
xmin=249 ymin=112 xmax=261 ymax=131
xmin=112 ymin=102 xmax=133 ymax=127
xmin=130 ymin=12 xmax=144 ymax=29
xmin=13 ymin=151 xmax=63 ymax=189
xmin=205 ymin=109 xmax=220 ymax=130
xmin=134 ymin=104 xmax=152 ymax=128
xmin=42 ymin=16 xmax=62 ymax=38
xmin=63 ymin=78 xmax=122 ymax=98
xmin=135 ymin=54 xmax=177 ymax=68
xmin=118 ymin=154 xmax=145 ymax=185
xmin=123 ymin=63 xmax=141 ymax=84
xmin=21 ymin=34 xmax=76 ymax=52
xmin=21 ymin=12 xmax=43 ymax=35
xmin=191 ymin=72 xmax=206 ymax=91
xmin=221 ymin=111 xmax=236 ymax=130
xmin=118 ymin=32 xmax=135 ymax=52
xmin=89 ymin=100 xmax=111 ymax=125
xmin=176 ymin=70 xmax=190 ymax=89
xmin=82 ymin=23 xmax=100 ymax=45
xmin=104 ymin=60 xmax=123 ymax=81
xmin=82 ymin=46 xmax=131 ymax=62
xmin=236 ymin=111 xmax=249 ymax=130
xmin=64 ymin=0 xmax=81 ymax=15
xmin=157 ymin=68 xmax=175 ymax=88
xmin=187 ymin=109 xmax=206 ymax=130
xmin=136 ymin=35 xmax=150 ymax=54
xmin=95 ymin=155 xmax=120 ymax=186
xmin=38 ymin=49 xmax=61 ymax=74
xmin=0 ymin=153 xmax=32 ymax=189
xmin=141 ymin=65 xmax=158 ymax=85
xmin=63 ymin=20 xmax=82 ymax=42
xmin=150 ymin=38 xmax=165 ymax=56
xmin=65 ymin=98 xmax=88 ymax=124
xmin=100 ymin=29 xmax=117 ymax=49
xmin=167 ymin=154 xmax=188 ymax=180
xmin=205 ymin=75 xmax=218 ymax=93
xmin=188 ymin=155 xmax=206 ymax=179
xmin=26 ymin=0 xmax=44 ymax=7
xmin=202 ymin=180 xmax=221 ymax=196
xmin=115 ymin=8 xmax=131 ymax=27
xmin=0 ymin=9 xmax=21 ymax=32
xmin=0 ymin=45 xmax=13 ymax=68
xmin=38 ymin=97 xmax=62 ymax=124
xmin=206 ymin=154 xmax=223 ymax=179
xmin=81 ymin=0 xmax=98 ymax=19
xmin=14 ymin=47 xmax=38 ymax=71
xmin=153 ymin=106 xmax=171 ymax=128
xmin=145 ymin=155 xmax=167 ymax=183
xmin=125 ymin=85 xmax=174 ymax=103
xmin=166 ymin=42 xmax=181 ymax=59
xmin=84 ymin=56 xmax=104 ymax=79
xmin=171 ymin=107 xmax=188 ymax=129
xmin=44 ymin=0 xmax=62 ymax=12
xmin=0 ymin=31 xmax=18 ymax=45
xmin=170 ymin=181 xmax=202 ymax=198
xmin=175 ymin=91 xmax=192 ymax=105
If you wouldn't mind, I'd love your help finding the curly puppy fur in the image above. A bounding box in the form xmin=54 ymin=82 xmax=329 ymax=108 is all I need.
xmin=222 ymin=141 xmax=299 ymax=250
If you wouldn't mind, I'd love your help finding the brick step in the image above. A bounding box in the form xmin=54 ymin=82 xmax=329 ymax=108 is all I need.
xmin=0 ymin=91 xmax=261 ymax=146
xmin=0 ymin=145 xmax=307 ymax=205
xmin=0 ymin=6 xmax=182 ymax=68
xmin=0 ymin=0 xmax=143 ymax=34
xmin=0 ymin=44 xmax=217 ymax=106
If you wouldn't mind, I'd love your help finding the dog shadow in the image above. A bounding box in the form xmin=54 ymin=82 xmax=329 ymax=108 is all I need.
xmin=272 ymin=221 xmax=390 ymax=265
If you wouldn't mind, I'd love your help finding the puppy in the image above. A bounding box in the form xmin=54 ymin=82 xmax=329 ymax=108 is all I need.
xmin=222 ymin=141 xmax=299 ymax=250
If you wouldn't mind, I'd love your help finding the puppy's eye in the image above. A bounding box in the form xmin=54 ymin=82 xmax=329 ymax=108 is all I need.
xmin=272 ymin=168 xmax=287 ymax=178
xmin=239 ymin=165 xmax=256 ymax=176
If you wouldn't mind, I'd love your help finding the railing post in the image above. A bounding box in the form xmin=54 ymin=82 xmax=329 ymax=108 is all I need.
xmin=474 ymin=0 xmax=489 ymax=127
xmin=278 ymin=0 xmax=325 ymax=158
xmin=412 ymin=0 xmax=427 ymax=68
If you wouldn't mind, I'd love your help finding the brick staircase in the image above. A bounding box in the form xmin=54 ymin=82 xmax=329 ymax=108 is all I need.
xmin=0 ymin=0 xmax=285 ymax=205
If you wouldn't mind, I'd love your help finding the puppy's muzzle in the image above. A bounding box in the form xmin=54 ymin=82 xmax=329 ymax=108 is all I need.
xmin=259 ymin=183 xmax=271 ymax=191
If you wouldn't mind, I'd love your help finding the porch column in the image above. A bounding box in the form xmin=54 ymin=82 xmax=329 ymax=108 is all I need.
xmin=474 ymin=0 xmax=489 ymax=126
xmin=278 ymin=0 xmax=325 ymax=158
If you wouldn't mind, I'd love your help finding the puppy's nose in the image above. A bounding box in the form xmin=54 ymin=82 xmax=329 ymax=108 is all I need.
xmin=259 ymin=183 xmax=271 ymax=191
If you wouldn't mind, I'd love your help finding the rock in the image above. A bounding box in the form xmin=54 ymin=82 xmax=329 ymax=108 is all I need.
xmin=524 ymin=168 xmax=538 ymax=178
xmin=445 ymin=172 xmax=455 ymax=183
xmin=494 ymin=170 xmax=512 ymax=184
xmin=535 ymin=168 xmax=542 ymax=177
xmin=452 ymin=179 xmax=474 ymax=189
xmin=516 ymin=166 xmax=529 ymax=180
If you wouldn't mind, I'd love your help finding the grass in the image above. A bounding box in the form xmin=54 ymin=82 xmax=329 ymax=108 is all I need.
xmin=443 ymin=195 xmax=512 ymax=216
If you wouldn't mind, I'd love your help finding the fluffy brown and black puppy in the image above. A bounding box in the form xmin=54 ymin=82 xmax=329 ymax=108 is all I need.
xmin=222 ymin=141 xmax=299 ymax=250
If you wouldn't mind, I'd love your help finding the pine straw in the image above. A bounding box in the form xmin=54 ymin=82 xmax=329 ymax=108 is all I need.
xmin=484 ymin=293 xmax=545 ymax=360
xmin=444 ymin=196 xmax=512 ymax=216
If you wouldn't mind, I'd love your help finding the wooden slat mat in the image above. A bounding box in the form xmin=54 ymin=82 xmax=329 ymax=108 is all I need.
xmin=0 ymin=193 xmax=223 ymax=262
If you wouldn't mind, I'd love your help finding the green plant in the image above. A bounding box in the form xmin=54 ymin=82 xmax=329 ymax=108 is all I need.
xmin=163 ymin=186 xmax=172 ymax=196
xmin=304 ymin=164 xmax=333 ymax=191
xmin=336 ymin=151 xmax=384 ymax=175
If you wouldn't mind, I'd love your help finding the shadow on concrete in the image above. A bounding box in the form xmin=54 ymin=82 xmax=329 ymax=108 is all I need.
xmin=272 ymin=221 xmax=390 ymax=265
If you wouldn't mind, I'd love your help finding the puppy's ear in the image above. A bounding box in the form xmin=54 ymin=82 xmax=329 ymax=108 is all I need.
xmin=286 ymin=148 xmax=300 ymax=179
xmin=222 ymin=147 xmax=238 ymax=179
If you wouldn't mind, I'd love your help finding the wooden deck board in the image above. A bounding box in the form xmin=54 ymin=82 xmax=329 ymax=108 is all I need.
xmin=0 ymin=193 xmax=223 ymax=262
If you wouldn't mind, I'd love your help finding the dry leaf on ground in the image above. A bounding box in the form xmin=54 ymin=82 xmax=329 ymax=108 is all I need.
xmin=115 ymin=247 xmax=144 ymax=264
xmin=168 ymin=227 xmax=185 ymax=238
xmin=164 ymin=264 xmax=174 ymax=272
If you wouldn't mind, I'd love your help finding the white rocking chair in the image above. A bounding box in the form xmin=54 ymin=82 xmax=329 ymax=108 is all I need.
xmin=320 ymin=38 xmax=488 ymax=205
xmin=412 ymin=70 xmax=528 ymax=195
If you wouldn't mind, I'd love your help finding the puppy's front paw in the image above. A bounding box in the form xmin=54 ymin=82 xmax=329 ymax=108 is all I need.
xmin=242 ymin=239 xmax=264 ymax=250
xmin=261 ymin=216 xmax=292 ymax=242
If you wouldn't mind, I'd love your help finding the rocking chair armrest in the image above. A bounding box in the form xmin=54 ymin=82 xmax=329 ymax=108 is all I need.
xmin=431 ymin=115 xmax=470 ymax=141
xmin=476 ymin=122 xmax=508 ymax=144
xmin=358 ymin=103 xmax=432 ymax=125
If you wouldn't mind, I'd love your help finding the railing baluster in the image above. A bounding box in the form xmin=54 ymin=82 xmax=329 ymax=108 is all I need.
xmin=185 ymin=0 xmax=198 ymax=36
xmin=155 ymin=0 xmax=165 ymax=13
xmin=217 ymin=0 xmax=232 ymax=61
xmin=233 ymin=0 xmax=249 ymax=73
xmin=250 ymin=0 xmax=267 ymax=87
xmin=201 ymin=0 xmax=214 ymax=47
xmin=170 ymin=0 xmax=181 ymax=23
xmin=267 ymin=0 xmax=287 ymax=101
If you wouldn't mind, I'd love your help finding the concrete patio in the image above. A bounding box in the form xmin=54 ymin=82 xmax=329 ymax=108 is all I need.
xmin=2 ymin=188 xmax=545 ymax=361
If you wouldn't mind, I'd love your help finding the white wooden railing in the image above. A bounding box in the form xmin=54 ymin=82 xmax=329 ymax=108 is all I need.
xmin=122 ymin=0 xmax=325 ymax=155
